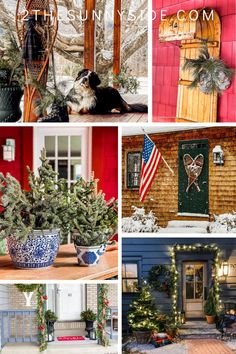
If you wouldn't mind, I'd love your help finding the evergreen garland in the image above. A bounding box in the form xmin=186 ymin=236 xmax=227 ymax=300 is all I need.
xmin=37 ymin=285 xmax=48 ymax=352
xmin=183 ymin=45 xmax=234 ymax=94
xmin=97 ymin=284 xmax=110 ymax=346
xmin=16 ymin=284 xmax=39 ymax=293
xmin=128 ymin=283 xmax=158 ymax=331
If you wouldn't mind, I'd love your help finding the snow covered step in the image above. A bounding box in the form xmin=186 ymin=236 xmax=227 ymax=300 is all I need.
xmin=167 ymin=220 xmax=210 ymax=228
xmin=161 ymin=220 xmax=210 ymax=233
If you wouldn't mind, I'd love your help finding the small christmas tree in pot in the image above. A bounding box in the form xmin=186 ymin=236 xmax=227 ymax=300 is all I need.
xmin=68 ymin=176 xmax=118 ymax=266
xmin=0 ymin=149 xmax=68 ymax=269
xmin=128 ymin=282 xmax=158 ymax=344
xmin=204 ymin=286 xmax=217 ymax=324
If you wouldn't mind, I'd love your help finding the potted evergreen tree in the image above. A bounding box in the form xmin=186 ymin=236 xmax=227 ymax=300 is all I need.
xmin=81 ymin=309 xmax=97 ymax=338
xmin=204 ymin=287 xmax=217 ymax=324
xmin=0 ymin=32 xmax=24 ymax=122
xmin=128 ymin=283 xmax=158 ymax=344
xmin=0 ymin=149 xmax=68 ymax=269
xmin=68 ymin=178 xmax=118 ymax=266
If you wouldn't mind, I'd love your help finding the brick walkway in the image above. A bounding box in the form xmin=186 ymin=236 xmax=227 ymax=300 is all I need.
xmin=187 ymin=339 xmax=234 ymax=354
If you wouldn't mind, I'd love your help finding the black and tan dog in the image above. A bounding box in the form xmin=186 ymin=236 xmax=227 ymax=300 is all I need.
xmin=67 ymin=69 xmax=148 ymax=115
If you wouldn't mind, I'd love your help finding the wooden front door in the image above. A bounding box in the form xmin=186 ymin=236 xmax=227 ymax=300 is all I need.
xmin=183 ymin=262 xmax=207 ymax=318
xmin=178 ymin=139 xmax=209 ymax=215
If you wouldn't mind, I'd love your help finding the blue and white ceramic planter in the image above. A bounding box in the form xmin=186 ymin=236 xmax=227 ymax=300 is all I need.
xmin=7 ymin=229 xmax=60 ymax=269
xmin=98 ymin=243 xmax=107 ymax=256
xmin=75 ymin=244 xmax=104 ymax=266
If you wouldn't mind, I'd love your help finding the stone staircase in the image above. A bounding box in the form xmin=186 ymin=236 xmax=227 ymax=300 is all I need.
xmin=179 ymin=321 xmax=220 ymax=339
xmin=161 ymin=220 xmax=210 ymax=233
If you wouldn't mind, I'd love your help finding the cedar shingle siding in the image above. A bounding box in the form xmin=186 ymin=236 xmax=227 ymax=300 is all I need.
xmin=122 ymin=127 xmax=236 ymax=227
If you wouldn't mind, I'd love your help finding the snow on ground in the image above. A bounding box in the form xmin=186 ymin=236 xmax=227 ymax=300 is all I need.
xmin=122 ymin=207 xmax=160 ymax=233
xmin=122 ymin=209 xmax=236 ymax=234
xmin=208 ymin=213 xmax=236 ymax=233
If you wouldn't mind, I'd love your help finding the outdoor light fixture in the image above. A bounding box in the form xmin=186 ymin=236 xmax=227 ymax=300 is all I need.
xmin=2 ymin=139 xmax=15 ymax=162
xmin=222 ymin=261 xmax=229 ymax=276
xmin=89 ymin=328 xmax=97 ymax=340
xmin=213 ymin=145 xmax=224 ymax=165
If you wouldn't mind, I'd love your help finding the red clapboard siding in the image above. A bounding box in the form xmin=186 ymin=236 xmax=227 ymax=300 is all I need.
xmin=0 ymin=127 xmax=33 ymax=189
xmin=92 ymin=127 xmax=118 ymax=200
xmin=153 ymin=0 xmax=236 ymax=122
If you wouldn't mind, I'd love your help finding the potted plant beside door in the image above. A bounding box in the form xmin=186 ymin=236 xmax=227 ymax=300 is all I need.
xmin=204 ymin=287 xmax=217 ymax=324
xmin=0 ymin=32 xmax=24 ymax=122
xmin=0 ymin=149 xmax=68 ymax=269
xmin=68 ymin=177 xmax=118 ymax=266
xmin=81 ymin=309 xmax=97 ymax=338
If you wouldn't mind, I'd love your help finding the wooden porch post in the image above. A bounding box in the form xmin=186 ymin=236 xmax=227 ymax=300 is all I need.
xmin=84 ymin=0 xmax=96 ymax=70
xmin=113 ymin=0 xmax=121 ymax=85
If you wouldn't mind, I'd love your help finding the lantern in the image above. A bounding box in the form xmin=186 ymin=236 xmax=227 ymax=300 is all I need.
xmin=89 ymin=328 xmax=97 ymax=340
xmin=213 ymin=145 xmax=224 ymax=165
xmin=222 ymin=261 xmax=229 ymax=276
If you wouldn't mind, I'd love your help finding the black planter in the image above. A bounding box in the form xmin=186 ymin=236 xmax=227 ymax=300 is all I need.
xmin=85 ymin=320 xmax=94 ymax=329
xmin=0 ymin=84 xmax=23 ymax=122
xmin=0 ymin=69 xmax=11 ymax=83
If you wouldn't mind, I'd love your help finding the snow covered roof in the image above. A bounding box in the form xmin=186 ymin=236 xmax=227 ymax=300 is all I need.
xmin=122 ymin=124 xmax=222 ymax=136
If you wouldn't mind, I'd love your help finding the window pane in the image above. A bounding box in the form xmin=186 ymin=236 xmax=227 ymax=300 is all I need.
xmin=71 ymin=159 xmax=82 ymax=180
xmin=125 ymin=264 xmax=138 ymax=278
xmin=122 ymin=264 xmax=126 ymax=278
xmin=186 ymin=265 xmax=194 ymax=281
xmin=127 ymin=152 xmax=141 ymax=188
xmin=186 ymin=283 xmax=194 ymax=299
xmin=122 ymin=279 xmax=138 ymax=293
xmin=195 ymin=282 xmax=203 ymax=299
xmin=48 ymin=160 xmax=55 ymax=171
xmin=58 ymin=136 xmax=68 ymax=157
xmin=71 ymin=136 xmax=81 ymax=157
xmin=195 ymin=265 xmax=203 ymax=281
xmin=58 ymin=160 xmax=68 ymax=179
xmin=45 ymin=136 xmax=55 ymax=157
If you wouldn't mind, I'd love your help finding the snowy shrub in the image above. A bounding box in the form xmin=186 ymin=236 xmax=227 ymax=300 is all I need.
xmin=209 ymin=212 xmax=236 ymax=233
xmin=122 ymin=206 xmax=159 ymax=233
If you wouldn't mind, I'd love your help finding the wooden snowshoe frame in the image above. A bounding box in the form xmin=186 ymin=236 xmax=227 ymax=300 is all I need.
xmin=159 ymin=8 xmax=221 ymax=123
xmin=16 ymin=0 xmax=58 ymax=122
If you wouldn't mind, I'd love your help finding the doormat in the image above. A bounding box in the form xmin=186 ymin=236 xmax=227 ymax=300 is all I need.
xmin=57 ymin=336 xmax=85 ymax=341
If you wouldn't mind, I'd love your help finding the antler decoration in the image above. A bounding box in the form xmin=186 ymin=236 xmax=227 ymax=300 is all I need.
xmin=183 ymin=154 xmax=204 ymax=193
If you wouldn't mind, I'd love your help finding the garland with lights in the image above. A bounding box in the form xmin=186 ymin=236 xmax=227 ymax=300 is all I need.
xmin=170 ymin=243 xmax=221 ymax=325
xmin=37 ymin=285 xmax=48 ymax=352
xmin=97 ymin=284 xmax=110 ymax=346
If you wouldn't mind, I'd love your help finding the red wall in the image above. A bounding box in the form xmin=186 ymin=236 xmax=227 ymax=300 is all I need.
xmin=0 ymin=127 xmax=33 ymax=189
xmin=153 ymin=0 xmax=236 ymax=122
xmin=0 ymin=127 xmax=118 ymax=199
xmin=92 ymin=127 xmax=118 ymax=200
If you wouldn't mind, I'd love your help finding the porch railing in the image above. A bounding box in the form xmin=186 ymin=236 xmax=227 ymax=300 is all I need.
xmin=0 ymin=310 xmax=38 ymax=348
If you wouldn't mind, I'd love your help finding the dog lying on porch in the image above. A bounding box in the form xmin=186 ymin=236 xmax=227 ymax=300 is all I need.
xmin=65 ymin=69 xmax=148 ymax=115
xmin=37 ymin=69 xmax=147 ymax=122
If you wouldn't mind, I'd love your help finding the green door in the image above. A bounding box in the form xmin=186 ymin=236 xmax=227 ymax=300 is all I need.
xmin=178 ymin=139 xmax=209 ymax=215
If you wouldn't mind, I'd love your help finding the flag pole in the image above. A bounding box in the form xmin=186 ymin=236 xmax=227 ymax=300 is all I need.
xmin=141 ymin=128 xmax=175 ymax=175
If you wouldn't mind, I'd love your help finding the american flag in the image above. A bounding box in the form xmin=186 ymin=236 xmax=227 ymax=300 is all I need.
xmin=139 ymin=135 xmax=162 ymax=202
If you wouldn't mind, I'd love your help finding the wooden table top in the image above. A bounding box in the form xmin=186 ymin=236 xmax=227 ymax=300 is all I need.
xmin=0 ymin=244 xmax=118 ymax=281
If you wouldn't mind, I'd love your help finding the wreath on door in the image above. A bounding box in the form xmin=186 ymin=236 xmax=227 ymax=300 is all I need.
xmin=148 ymin=265 xmax=173 ymax=296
